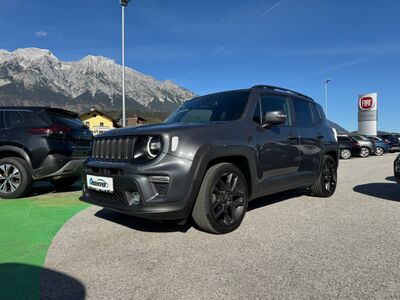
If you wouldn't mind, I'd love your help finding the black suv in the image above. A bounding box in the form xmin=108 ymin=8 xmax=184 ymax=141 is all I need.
xmin=350 ymin=135 xmax=376 ymax=158
xmin=81 ymin=86 xmax=339 ymax=234
xmin=337 ymin=135 xmax=361 ymax=159
xmin=0 ymin=107 xmax=92 ymax=199
xmin=379 ymin=134 xmax=400 ymax=152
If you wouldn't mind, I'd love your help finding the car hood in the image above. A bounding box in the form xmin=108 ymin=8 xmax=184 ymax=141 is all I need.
xmin=96 ymin=122 xmax=232 ymax=138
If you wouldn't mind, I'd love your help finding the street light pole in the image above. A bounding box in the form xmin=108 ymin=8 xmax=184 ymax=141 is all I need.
xmin=120 ymin=0 xmax=131 ymax=127
xmin=324 ymin=79 xmax=331 ymax=118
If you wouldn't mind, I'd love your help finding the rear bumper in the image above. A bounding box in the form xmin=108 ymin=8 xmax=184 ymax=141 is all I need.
xmin=32 ymin=154 xmax=86 ymax=180
xmin=388 ymin=145 xmax=400 ymax=152
xmin=80 ymin=154 xmax=200 ymax=220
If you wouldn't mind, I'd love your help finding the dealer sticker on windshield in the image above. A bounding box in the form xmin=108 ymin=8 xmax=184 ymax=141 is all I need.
xmin=87 ymin=175 xmax=114 ymax=193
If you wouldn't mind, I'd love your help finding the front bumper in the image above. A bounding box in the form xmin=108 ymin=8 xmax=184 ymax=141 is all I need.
xmin=80 ymin=154 xmax=200 ymax=220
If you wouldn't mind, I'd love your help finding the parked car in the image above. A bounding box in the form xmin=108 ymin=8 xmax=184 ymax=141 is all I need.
xmin=368 ymin=136 xmax=388 ymax=156
xmin=350 ymin=135 xmax=376 ymax=158
xmin=337 ymin=135 xmax=361 ymax=159
xmin=379 ymin=134 xmax=400 ymax=152
xmin=395 ymin=154 xmax=400 ymax=183
xmin=0 ymin=107 xmax=92 ymax=199
xmin=81 ymin=85 xmax=339 ymax=234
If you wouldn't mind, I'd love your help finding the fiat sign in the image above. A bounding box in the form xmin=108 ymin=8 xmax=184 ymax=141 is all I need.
xmin=358 ymin=92 xmax=378 ymax=136
xmin=359 ymin=96 xmax=374 ymax=110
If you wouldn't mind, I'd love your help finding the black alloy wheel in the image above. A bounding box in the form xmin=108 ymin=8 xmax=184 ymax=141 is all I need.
xmin=210 ymin=171 xmax=247 ymax=227
xmin=192 ymin=163 xmax=248 ymax=234
xmin=310 ymin=155 xmax=337 ymax=197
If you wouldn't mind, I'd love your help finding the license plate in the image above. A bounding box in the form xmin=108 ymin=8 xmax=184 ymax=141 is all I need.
xmin=87 ymin=175 xmax=114 ymax=193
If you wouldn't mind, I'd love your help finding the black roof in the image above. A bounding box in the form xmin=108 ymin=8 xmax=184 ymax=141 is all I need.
xmin=0 ymin=106 xmax=78 ymax=117
xmin=251 ymin=85 xmax=314 ymax=101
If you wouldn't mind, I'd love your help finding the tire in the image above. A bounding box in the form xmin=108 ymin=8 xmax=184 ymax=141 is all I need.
xmin=375 ymin=147 xmax=384 ymax=156
xmin=340 ymin=149 xmax=352 ymax=159
xmin=0 ymin=157 xmax=33 ymax=199
xmin=359 ymin=147 xmax=370 ymax=158
xmin=49 ymin=176 xmax=79 ymax=188
xmin=310 ymin=155 xmax=337 ymax=198
xmin=192 ymin=163 xmax=248 ymax=234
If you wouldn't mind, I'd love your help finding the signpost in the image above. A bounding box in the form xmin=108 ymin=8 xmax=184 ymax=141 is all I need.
xmin=358 ymin=93 xmax=378 ymax=136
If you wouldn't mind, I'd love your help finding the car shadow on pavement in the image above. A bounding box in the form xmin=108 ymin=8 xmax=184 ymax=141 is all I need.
xmin=94 ymin=190 xmax=308 ymax=233
xmin=0 ymin=263 xmax=85 ymax=300
xmin=28 ymin=180 xmax=82 ymax=197
xmin=353 ymin=183 xmax=400 ymax=202
xmin=248 ymin=189 xmax=308 ymax=212
xmin=94 ymin=209 xmax=192 ymax=233
xmin=385 ymin=176 xmax=397 ymax=182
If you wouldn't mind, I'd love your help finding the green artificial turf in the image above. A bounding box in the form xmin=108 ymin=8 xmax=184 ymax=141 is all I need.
xmin=0 ymin=190 xmax=89 ymax=300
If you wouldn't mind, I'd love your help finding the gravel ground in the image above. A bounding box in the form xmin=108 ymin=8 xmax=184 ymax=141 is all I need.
xmin=42 ymin=153 xmax=400 ymax=299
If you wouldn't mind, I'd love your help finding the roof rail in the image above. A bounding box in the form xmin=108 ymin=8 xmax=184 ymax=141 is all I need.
xmin=251 ymin=85 xmax=313 ymax=101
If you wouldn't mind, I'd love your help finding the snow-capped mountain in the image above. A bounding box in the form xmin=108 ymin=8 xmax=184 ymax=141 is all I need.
xmin=0 ymin=48 xmax=196 ymax=112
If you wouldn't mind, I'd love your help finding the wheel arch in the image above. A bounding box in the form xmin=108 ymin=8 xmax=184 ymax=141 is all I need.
xmin=0 ymin=146 xmax=32 ymax=169
xmin=192 ymin=145 xmax=258 ymax=199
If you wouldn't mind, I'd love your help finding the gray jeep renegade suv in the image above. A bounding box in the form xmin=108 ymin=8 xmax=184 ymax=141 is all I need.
xmin=81 ymin=85 xmax=339 ymax=234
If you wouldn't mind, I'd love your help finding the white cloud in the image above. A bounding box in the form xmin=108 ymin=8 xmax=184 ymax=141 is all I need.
xmin=35 ymin=31 xmax=48 ymax=38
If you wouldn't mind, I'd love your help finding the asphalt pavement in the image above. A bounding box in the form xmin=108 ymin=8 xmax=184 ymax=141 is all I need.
xmin=42 ymin=153 xmax=400 ymax=299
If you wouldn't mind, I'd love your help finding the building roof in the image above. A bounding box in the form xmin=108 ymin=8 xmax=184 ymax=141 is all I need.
xmin=127 ymin=115 xmax=147 ymax=122
xmin=79 ymin=108 xmax=122 ymax=128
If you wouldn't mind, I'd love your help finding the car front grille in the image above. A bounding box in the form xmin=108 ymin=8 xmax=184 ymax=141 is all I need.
xmin=91 ymin=137 xmax=136 ymax=161
xmin=88 ymin=189 xmax=129 ymax=208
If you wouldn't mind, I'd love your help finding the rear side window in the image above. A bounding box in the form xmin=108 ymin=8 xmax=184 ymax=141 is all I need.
xmin=293 ymin=99 xmax=314 ymax=127
xmin=0 ymin=111 xmax=4 ymax=129
xmin=311 ymin=103 xmax=324 ymax=124
xmin=338 ymin=136 xmax=351 ymax=142
xmin=5 ymin=111 xmax=24 ymax=128
xmin=48 ymin=112 xmax=85 ymax=129
xmin=257 ymin=94 xmax=292 ymax=126
xmin=353 ymin=136 xmax=368 ymax=141
xmin=41 ymin=109 xmax=86 ymax=129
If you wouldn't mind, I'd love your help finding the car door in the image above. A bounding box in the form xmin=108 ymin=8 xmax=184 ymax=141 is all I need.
xmin=292 ymin=98 xmax=322 ymax=183
xmin=253 ymin=92 xmax=300 ymax=195
xmin=0 ymin=111 xmax=5 ymax=142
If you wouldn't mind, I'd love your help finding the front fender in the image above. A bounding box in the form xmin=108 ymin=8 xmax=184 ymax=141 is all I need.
xmin=191 ymin=144 xmax=259 ymax=199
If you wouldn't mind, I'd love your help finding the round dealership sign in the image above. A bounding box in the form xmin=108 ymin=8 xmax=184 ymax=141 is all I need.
xmin=359 ymin=96 xmax=375 ymax=110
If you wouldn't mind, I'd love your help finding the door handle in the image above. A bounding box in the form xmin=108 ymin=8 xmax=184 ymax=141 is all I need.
xmin=316 ymin=133 xmax=324 ymax=139
xmin=288 ymin=133 xmax=297 ymax=140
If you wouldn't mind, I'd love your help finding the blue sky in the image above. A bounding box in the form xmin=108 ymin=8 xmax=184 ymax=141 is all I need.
xmin=0 ymin=0 xmax=399 ymax=131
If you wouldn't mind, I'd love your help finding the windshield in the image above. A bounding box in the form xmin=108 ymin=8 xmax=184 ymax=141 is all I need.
xmin=165 ymin=91 xmax=250 ymax=124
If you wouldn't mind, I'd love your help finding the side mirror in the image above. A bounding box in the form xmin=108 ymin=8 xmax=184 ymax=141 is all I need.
xmin=262 ymin=110 xmax=287 ymax=128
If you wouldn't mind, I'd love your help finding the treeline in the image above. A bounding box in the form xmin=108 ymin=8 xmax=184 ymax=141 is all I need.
xmin=105 ymin=109 xmax=172 ymax=124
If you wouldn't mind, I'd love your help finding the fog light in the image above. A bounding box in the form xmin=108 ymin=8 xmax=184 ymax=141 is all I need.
xmin=132 ymin=192 xmax=141 ymax=205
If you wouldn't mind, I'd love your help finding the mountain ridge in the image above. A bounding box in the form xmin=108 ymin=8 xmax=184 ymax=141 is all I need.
xmin=0 ymin=47 xmax=196 ymax=112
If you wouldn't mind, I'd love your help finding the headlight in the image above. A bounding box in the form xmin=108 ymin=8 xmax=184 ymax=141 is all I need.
xmin=145 ymin=136 xmax=162 ymax=158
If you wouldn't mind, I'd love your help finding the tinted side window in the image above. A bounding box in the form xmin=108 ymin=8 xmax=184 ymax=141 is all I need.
xmin=259 ymin=94 xmax=292 ymax=126
xmin=0 ymin=111 xmax=4 ymax=129
xmin=293 ymin=99 xmax=314 ymax=127
xmin=5 ymin=111 xmax=24 ymax=128
xmin=311 ymin=103 xmax=323 ymax=124
xmin=338 ymin=136 xmax=351 ymax=142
